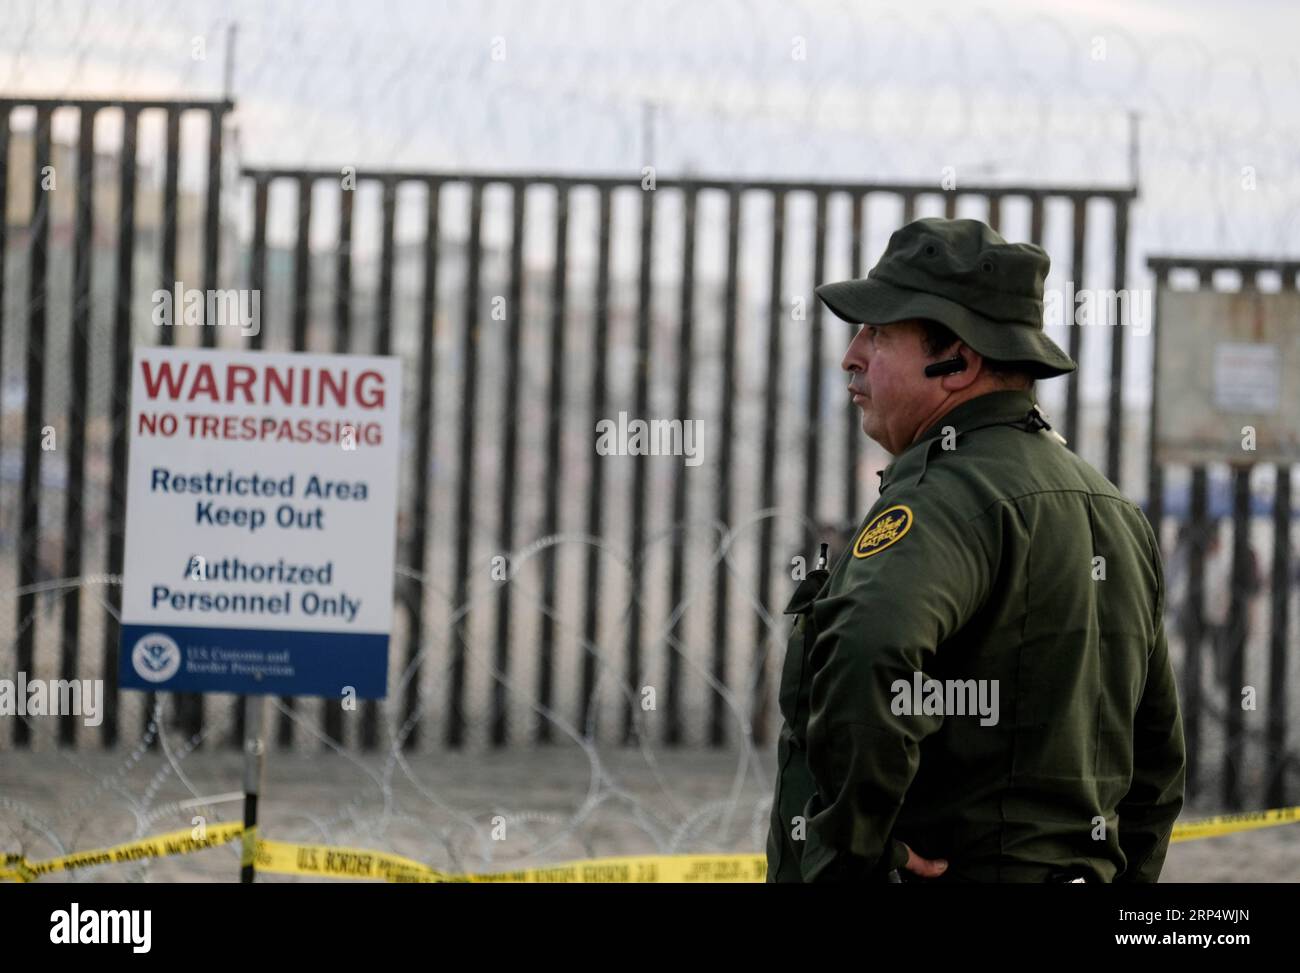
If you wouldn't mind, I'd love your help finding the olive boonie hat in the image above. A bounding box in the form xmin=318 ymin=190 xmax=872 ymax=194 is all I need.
xmin=815 ymin=217 xmax=1076 ymax=378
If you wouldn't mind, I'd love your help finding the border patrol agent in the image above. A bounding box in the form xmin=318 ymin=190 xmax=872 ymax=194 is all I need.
xmin=765 ymin=218 xmax=1186 ymax=883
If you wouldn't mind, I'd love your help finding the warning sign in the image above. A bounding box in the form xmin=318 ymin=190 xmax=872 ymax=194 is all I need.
xmin=117 ymin=347 xmax=402 ymax=698
xmin=1154 ymin=288 xmax=1300 ymax=465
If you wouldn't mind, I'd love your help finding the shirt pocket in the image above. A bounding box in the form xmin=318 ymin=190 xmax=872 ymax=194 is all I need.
xmin=776 ymin=568 xmax=830 ymax=733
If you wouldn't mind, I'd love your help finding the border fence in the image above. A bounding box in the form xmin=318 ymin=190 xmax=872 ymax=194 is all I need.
xmin=1146 ymin=255 xmax=1299 ymax=809
xmin=2 ymin=94 xmax=1295 ymax=812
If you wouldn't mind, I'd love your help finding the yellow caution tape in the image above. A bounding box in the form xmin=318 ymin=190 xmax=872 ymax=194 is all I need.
xmin=0 ymin=823 xmax=243 ymax=882
xmin=3 ymin=806 xmax=1297 ymax=883
xmin=254 ymin=839 xmax=764 ymax=882
xmin=253 ymin=838 xmax=452 ymax=883
xmin=1170 ymin=804 xmax=1300 ymax=842
xmin=461 ymin=854 xmax=766 ymax=884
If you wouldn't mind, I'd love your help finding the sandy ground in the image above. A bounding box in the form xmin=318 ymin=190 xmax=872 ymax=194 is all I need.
xmin=3 ymin=745 xmax=1298 ymax=883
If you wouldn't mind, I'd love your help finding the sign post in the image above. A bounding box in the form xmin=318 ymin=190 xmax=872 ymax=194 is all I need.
xmin=240 ymin=695 xmax=266 ymax=883
xmin=116 ymin=346 xmax=402 ymax=880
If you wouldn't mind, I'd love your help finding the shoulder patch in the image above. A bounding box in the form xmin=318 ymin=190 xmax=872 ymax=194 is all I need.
xmin=852 ymin=504 xmax=913 ymax=558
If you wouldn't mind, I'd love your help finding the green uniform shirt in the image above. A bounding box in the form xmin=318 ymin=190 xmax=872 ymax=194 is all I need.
xmin=766 ymin=388 xmax=1186 ymax=883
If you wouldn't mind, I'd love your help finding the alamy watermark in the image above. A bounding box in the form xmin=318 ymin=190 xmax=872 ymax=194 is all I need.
xmin=151 ymin=281 xmax=261 ymax=337
xmin=50 ymin=903 xmax=151 ymax=952
xmin=0 ymin=672 xmax=104 ymax=727
xmin=1043 ymin=282 xmax=1151 ymax=336
xmin=891 ymin=672 xmax=999 ymax=726
xmin=594 ymin=412 xmax=703 ymax=467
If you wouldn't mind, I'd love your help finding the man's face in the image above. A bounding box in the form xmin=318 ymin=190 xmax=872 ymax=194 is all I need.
xmin=842 ymin=319 xmax=945 ymax=455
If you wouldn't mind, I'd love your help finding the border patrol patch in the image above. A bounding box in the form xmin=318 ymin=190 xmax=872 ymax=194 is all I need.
xmin=852 ymin=505 xmax=913 ymax=558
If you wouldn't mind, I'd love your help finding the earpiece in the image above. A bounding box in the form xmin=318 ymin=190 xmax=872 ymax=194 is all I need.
xmin=923 ymin=356 xmax=967 ymax=378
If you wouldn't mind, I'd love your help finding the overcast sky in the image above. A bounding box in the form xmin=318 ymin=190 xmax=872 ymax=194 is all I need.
xmin=4 ymin=0 xmax=1299 ymax=412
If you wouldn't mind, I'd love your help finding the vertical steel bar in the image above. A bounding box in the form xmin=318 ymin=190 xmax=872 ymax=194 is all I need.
xmin=158 ymin=107 xmax=188 ymax=740
xmin=1223 ymin=462 xmax=1251 ymax=809
xmin=665 ymin=186 xmax=696 ymax=745
xmin=493 ymin=185 xmax=524 ymax=744
xmin=535 ymin=186 xmax=569 ymax=744
xmin=276 ymin=174 xmax=313 ymax=750
xmin=1266 ymin=269 xmax=1294 ymax=807
xmin=1029 ymin=191 xmax=1044 ymax=246
xmin=231 ymin=174 xmax=268 ymax=750
xmin=335 ymin=181 xmax=353 ymax=353
xmin=291 ymin=175 xmax=313 ymax=350
xmin=320 ymin=177 xmax=348 ymax=746
xmin=1146 ymin=263 xmax=1167 ymax=534
xmin=1221 ymin=268 xmax=1260 ymax=808
xmin=709 ymin=186 xmax=740 ymax=747
xmin=157 ymin=107 xmax=180 ymax=348
xmin=1063 ymin=197 xmax=1087 ymax=449
xmin=621 ymin=185 xmax=654 ymax=744
xmin=750 ymin=190 xmax=785 ymax=746
xmin=248 ymin=176 xmax=269 ymax=354
xmin=1183 ymin=265 xmax=1213 ymax=799
xmin=580 ymin=186 xmax=612 ymax=739
xmin=61 ymin=107 xmax=96 ymax=746
xmin=447 ymin=180 xmax=484 ymax=747
xmin=803 ymin=190 xmax=827 ymax=556
xmin=1105 ymin=198 xmax=1130 ymax=486
xmin=361 ymin=175 xmax=397 ymax=751
xmin=200 ymin=105 xmax=223 ymax=350
xmin=101 ymin=106 xmax=141 ymax=747
xmin=402 ymin=179 xmax=440 ymax=750
xmin=845 ymin=192 xmax=865 ymax=524
xmin=15 ymin=106 xmax=53 ymax=748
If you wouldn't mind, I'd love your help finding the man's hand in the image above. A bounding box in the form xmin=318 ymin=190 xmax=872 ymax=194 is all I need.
xmin=901 ymin=843 xmax=948 ymax=878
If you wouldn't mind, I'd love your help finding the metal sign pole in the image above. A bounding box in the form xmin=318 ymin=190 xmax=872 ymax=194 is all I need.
xmin=240 ymin=695 xmax=267 ymax=883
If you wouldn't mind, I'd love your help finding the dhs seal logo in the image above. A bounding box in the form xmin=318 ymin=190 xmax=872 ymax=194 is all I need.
xmin=131 ymin=633 xmax=182 ymax=683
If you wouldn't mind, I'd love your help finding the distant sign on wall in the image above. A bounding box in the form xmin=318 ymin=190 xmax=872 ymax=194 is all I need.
xmin=1154 ymin=288 xmax=1300 ymax=465
xmin=118 ymin=347 xmax=402 ymax=699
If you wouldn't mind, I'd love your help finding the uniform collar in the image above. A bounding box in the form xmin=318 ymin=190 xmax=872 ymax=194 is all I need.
xmin=875 ymin=389 xmax=1039 ymax=493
